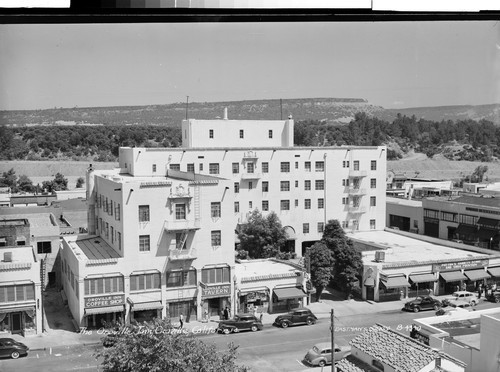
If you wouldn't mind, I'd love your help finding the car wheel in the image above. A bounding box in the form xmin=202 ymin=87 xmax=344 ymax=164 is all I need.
xmin=318 ymin=360 xmax=326 ymax=367
xmin=233 ymin=328 xmax=239 ymax=333
xmin=251 ymin=325 xmax=258 ymax=332
xmin=281 ymin=321 xmax=289 ymax=328
xmin=223 ymin=328 xmax=231 ymax=335
xmin=471 ymin=301 xmax=476 ymax=306
xmin=306 ymin=318 xmax=314 ymax=325
xmin=413 ymin=307 xmax=420 ymax=313
xmin=433 ymin=305 xmax=439 ymax=311
xmin=11 ymin=351 xmax=20 ymax=359
xmin=495 ymin=297 xmax=500 ymax=303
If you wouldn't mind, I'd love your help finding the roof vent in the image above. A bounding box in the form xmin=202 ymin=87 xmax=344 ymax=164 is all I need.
xmin=375 ymin=251 xmax=385 ymax=262
xmin=3 ymin=252 xmax=12 ymax=262
xmin=94 ymin=240 xmax=100 ymax=244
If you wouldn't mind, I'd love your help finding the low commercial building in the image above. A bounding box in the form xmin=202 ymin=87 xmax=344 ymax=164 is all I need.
xmin=413 ymin=308 xmax=500 ymax=372
xmin=386 ymin=196 xmax=423 ymax=234
xmin=350 ymin=230 xmax=500 ymax=302
xmin=234 ymin=259 xmax=306 ymax=315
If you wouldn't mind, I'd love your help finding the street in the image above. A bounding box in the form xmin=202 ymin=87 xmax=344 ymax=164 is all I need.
xmin=1 ymin=303 xmax=499 ymax=372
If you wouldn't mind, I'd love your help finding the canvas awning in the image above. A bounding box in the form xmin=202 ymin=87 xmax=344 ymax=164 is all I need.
xmin=380 ymin=276 xmax=410 ymax=288
xmin=440 ymin=271 xmax=467 ymax=282
xmin=455 ymin=224 xmax=478 ymax=236
xmin=409 ymin=273 xmax=437 ymax=283
xmin=477 ymin=217 xmax=500 ymax=229
xmin=273 ymin=287 xmax=305 ymax=300
xmin=477 ymin=228 xmax=498 ymax=240
xmin=487 ymin=266 xmax=500 ymax=277
xmin=131 ymin=301 xmax=163 ymax=312
xmin=85 ymin=305 xmax=124 ymax=315
xmin=0 ymin=305 xmax=35 ymax=314
xmin=464 ymin=269 xmax=491 ymax=281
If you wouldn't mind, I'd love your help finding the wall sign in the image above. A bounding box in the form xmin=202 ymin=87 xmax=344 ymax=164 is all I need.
xmin=201 ymin=284 xmax=231 ymax=299
xmin=85 ymin=294 xmax=125 ymax=308
xmin=432 ymin=259 xmax=489 ymax=272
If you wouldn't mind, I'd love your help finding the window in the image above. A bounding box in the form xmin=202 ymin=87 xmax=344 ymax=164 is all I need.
xmin=295 ymin=199 xmax=299 ymax=207
xmin=199 ymin=163 xmax=204 ymax=172
xmin=441 ymin=211 xmax=458 ymax=223
xmin=280 ymin=181 xmax=290 ymax=192
xmin=424 ymin=209 xmax=440 ymax=219
xmin=315 ymin=161 xmax=324 ymax=172
xmin=99 ymin=218 xmax=103 ymax=233
xmin=305 ymin=162 xmax=311 ymax=172
xmin=370 ymin=178 xmax=377 ymax=188
xmin=249 ymin=181 xmax=253 ymax=190
xmin=459 ymin=214 xmax=478 ymax=225
xmin=139 ymin=235 xmax=150 ymax=252
xmin=318 ymin=222 xmax=324 ymax=233
xmin=234 ymin=182 xmax=240 ymax=193
xmin=37 ymin=241 xmax=51 ymax=254
xmin=342 ymin=160 xmax=350 ymax=168
xmin=281 ymin=162 xmax=290 ymax=173
xmin=166 ymin=270 xmax=197 ymax=288
xmin=303 ymin=223 xmax=309 ymax=234
xmin=268 ymin=129 xmax=273 ymax=138
xmin=371 ymin=160 xmax=377 ymax=170
xmin=201 ymin=267 xmax=230 ymax=284
xmin=304 ymin=180 xmax=311 ymax=190
xmin=249 ymin=201 xmax=253 ymax=209
xmin=0 ymin=284 xmax=35 ymax=302
xmin=342 ymin=221 xmax=349 ymax=228
xmin=211 ymin=202 xmax=221 ymax=218
xmin=295 ymin=161 xmax=299 ymax=169
xmin=105 ymin=222 xmax=109 ymax=238
xmin=240 ymin=129 xmax=244 ymax=138
xmin=211 ymin=231 xmax=221 ymax=246
xmin=175 ymin=204 xmax=186 ymax=220
xmin=111 ymin=226 xmax=114 ymax=244
xmin=353 ymin=160 xmax=360 ymax=170
xmin=262 ymin=200 xmax=269 ymax=211
xmin=152 ymin=164 xmax=157 ymax=173
xmin=115 ymin=203 xmax=120 ymax=221
xmin=209 ymin=129 xmax=214 ymax=138
xmin=104 ymin=197 xmax=108 ymax=212
xmin=234 ymin=202 xmax=240 ymax=213
xmin=318 ymin=198 xmax=324 ymax=209
xmin=280 ymin=200 xmax=290 ymax=211
xmin=84 ymin=276 xmax=124 ymax=295
xmin=262 ymin=181 xmax=269 ymax=192
xmin=139 ymin=205 xmax=150 ymax=222
xmin=262 ymin=162 xmax=269 ymax=173
xmin=117 ymin=232 xmax=121 ymax=251
xmin=175 ymin=233 xmax=186 ymax=249
xmin=304 ymin=199 xmax=311 ymax=209
xmin=232 ymin=163 xmax=239 ymax=174
xmin=247 ymin=162 xmax=254 ymax=173
xmin=209 ymin=163 xmax=219 ymax=175
xmin=170 ymin=164 xmax=180 ymax=171
xmin=130 ymin=273 xmax=161 ymax=291
xmin=295 ymin=180 xmax=299 ymax=188
xmin=315 ymin=180 xmax=324 ymax=190
xmin=370 ymin=219 xmax=376 ymax=229
xmin=187 ymin=163 xmax=195 ymax=173
xmin=342 ymin=197 xmax=348 ymax=205
xmin=370 ymin=196 xmax=376 ymax=206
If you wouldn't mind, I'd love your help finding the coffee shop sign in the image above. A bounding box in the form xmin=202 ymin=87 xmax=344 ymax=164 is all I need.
xmin=85 ymin=294 xmax=125 ymax=308
xmin=433 ymin=259 xmax=488 ymax=272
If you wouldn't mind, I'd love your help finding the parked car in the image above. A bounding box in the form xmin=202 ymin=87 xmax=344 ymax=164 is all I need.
xmin=274 ymin=308 xmax=317 ymax=328
xmin=217 ymin=314 xmax=263 ymax=334
xmin=436 ymin=300 xmax=473 ymax=316
xmin=0 ymin=338 xmax=29 ymax=359
xmin=403 ymin=296 xmax=442 ymax=313
xmin=303 ymin=342 xmax=351 ymax=367
xmin=487 ymin=290 xmax=500 ymax=303
xmin=447 ymin=291 xmax=479 ymax=305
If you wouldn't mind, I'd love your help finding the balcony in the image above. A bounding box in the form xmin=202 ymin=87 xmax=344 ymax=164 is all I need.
xmin=164 ymin=219 xmax=201 ymax=231
xmin=169 ymin=247 xmax=197 ymax=261
xmin=242 ymin=151 xmax=258 ymax=159
xmin=348 ymin=205 xmax=367 ymax=213
xmin=349 ymin=170 xmax=367 ymax=178
xmin=241 ymin=172 xmax=261 ymax=180
xmin=348 ymin=187 xmax=367 ymax=195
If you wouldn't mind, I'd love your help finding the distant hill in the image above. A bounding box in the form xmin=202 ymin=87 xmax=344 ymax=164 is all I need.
xmin=1 ymin=98 xmax=499 ymax=127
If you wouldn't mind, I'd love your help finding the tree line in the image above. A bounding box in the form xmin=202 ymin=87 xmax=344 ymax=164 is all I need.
xmin=0 ymin=168 xmax=80 ymax=193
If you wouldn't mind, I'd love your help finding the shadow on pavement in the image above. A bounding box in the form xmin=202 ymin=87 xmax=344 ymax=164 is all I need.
xmin=42 ymin=288 xmax=77 ymax=332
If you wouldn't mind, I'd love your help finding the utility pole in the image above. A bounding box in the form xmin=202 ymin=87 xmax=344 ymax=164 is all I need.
xmin=331 ymin=308 xmax=335 ymax=371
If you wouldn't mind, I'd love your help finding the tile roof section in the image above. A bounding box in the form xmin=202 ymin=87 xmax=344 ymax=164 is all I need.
xmin=337 ymin=355 xmax=380 ymax=372
xmin=349 ymin=324 xmax=440 ymax=372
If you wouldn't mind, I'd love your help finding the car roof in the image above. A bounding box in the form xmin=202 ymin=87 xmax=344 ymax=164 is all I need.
xmin=314 ymin=342 xmax=339 ymax=349
xmin=453 ymin=291 xmax=473 ymax=295
xmin=448 ymin=300 xmax=471 ymax=306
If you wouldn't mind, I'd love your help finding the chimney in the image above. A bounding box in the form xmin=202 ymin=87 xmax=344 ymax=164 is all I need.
xmin=224 ymin=107 xmax=228 ymax=120
xmin=4 ymin=252 xmax=12 ymax=262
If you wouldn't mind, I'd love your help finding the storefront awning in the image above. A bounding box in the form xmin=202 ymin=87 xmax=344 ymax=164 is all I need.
xmin=477 ymin=217 xmax=500 ymax=229
xmin=273 ymin=287 xmax=305 ymax=300
xmin=477 ymin=228 xmax=498 ymax=240
xmin=455 ymin=224 xmax=478 ymax=236
xmin=132 ymin=301 xmax=163 ymax=311
xmin=464 ymin=269 xmax=491 ymax=281
xmin=0 ymin=305 xmax=35 ymax=314
xmin=409 ymin=273 xmax=437 ymax=283
xmin=440 ymin=271 xmax=467 ymax=282
xmin=487 ymin=266 xmax=500 ymax=277
xmin=85 ymin=305 xmax=124 ymax=315
xmin=380 ymin=276 xmax=410 ymax=288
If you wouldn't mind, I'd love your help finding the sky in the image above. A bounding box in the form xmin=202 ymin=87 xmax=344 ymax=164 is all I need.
xmin=0 ymin=21 xmax=499 ymax=111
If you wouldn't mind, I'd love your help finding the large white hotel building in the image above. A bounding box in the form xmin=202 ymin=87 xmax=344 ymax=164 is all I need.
xmin=61 ymin=111 xmax=386 ymax=326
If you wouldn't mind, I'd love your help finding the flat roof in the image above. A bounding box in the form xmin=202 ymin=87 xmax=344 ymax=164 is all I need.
xmin=235 ymin=259 xmax=300 ymax=279
xmin=73 ymin=236 xmax=120 ymax=260
xmin=428 ymin=194 xmax=500 ymax=209
xmin=4 ymin=213 xmax=59 ymax=237
xmin=347 ymin=231 xmax=488 ymax=265
xmin=0 ymin=246 xmax=35 ymax=263
xmin=96 ymin=170 xmax=224 ymax=184
xmin=386 ymin=196 xmax=423 ymax=207
xmin=0 ymin=218 xmax=27 ymax=226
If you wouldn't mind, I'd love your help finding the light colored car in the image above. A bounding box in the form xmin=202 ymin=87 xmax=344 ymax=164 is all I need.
xmin=303 ymin=342 xmax=351 ymax=367
xmin=436 ymin=300 xmax=473 ymax=316
xmin=448 ymin=291 xmax=479 ymax=305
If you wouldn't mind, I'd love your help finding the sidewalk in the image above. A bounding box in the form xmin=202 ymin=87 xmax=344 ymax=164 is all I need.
xmin=6 ymin=287 xmax=462 ymax=352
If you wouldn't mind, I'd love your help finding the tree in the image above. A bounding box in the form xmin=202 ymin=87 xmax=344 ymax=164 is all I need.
xmin=0 ymin=168 xmax=18 ymax=192
xmin=95 ymin=318 xmax=249 ymax=372
xmin=322 ymin=220 xmax=363 ymax=299
xmin=237 ymin=210 xmax=287 ymax=259
xmin=17 ymin=175 xmax=35 ymax=193
xmin=52 ymin=172 xmax=68 ymax=191
xmin=76 ymin=177 xmax=85 ymax=188
xmin=305 ymin=242 xmax=334 ymax=301
xmin=471 ymin=165 xmax=488 ymax=183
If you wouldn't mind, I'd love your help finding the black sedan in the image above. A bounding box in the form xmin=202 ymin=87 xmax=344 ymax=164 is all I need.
xmin=403 ymin=296 xmax=442 ymax=313
xmin=274 ymin=308 xmax=317 ymax=328
xmin=217 ymin=314 xmax=263 ymax=334
xmin=0 ymin=338 xmax=29 ymax=359
xmin=487 ymin=290 xmax=500 ymax=303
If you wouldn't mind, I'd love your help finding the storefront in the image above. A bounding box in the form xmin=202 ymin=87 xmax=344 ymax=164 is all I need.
xmin=438 ymin=270 xmax=467 ymax=294
xmin=435 ymin=259 xmax=489 ymax=294
xmin=128 ymin=299 xmax=163 ymax=323
xmin=167 ymin=298 xmax=196 ymax=322
xmin=84 ymin=294 xmax=125 ymax=328
xmin=0 ymin=305 xmax=37 ymax=336
xmin=238 ymin=289 xmax=269 ymax=314
xmin=487 ymin=266 xmax=500 ymax=287
xmin=378 ymin=274 xmax=410 ymax=302
xmin=272 ymin=286 xmax=306 ymax=313
xmin=200 ymin=283 xmax=231 ymax=319
xmin=464 ymin=268 xmax=491 ymax=294
xmin=408 ymin=272 xmax=437 ymax=298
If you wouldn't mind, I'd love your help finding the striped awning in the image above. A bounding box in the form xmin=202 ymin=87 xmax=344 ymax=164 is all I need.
xmin=132 ymin=301 xmax=163 ymax=311
xmin=464 ymin=269 xmax=491 ymax=281
xmin=273 ymin=287 xmax=305 ymax=300
xmin=380 ymin=276 xmax=410 ymax=288
xmin=440 ymin=271 xmax=467 ymax=282
xmin=409 ymin=273 xmax=437 ymax=283
xmin=85 ymin=305 xmax=124 ymax=315
xmin=0 ymin=305 xmax=35 ymax=314
xmin=488 ymin=266 xmax=500 ymax=277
